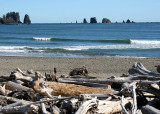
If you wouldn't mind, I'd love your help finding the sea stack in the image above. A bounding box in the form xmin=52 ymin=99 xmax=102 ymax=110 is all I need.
xmin=83 ymin=18 xmax=88 ymax=23
xmin=102 ymin=18 xmax=111 ymax=23
xmin=126 ymin=19 xmax=131 ymax=23
xmin=90 ymin=17 xmax=97 ymax=23
xmin=24 ymin=14 xmax=31 ymax=24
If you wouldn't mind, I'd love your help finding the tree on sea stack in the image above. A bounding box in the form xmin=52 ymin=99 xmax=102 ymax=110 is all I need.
xmin=90 ymin=17 xmax=97 ymax=23
xmin=102 ymin=18 xmax=111 ymax=23
xmin=23 ymin=14 xmax=31 ymax=24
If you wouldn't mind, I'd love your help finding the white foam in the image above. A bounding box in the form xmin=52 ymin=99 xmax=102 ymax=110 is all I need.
xmin=63 ymin=44 xmax=160 ymax=51
xmin=131 ymin=40 xmax=160 ymax=45
xmin=0 ymin=46 xmax=28 ymax=53
xmin=33 ymin=37 xmax=51 ymax=41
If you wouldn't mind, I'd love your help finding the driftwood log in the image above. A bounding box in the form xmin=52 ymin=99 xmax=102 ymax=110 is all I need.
xmin=128 ymin=62 xmax=160 ymax=76
xmin=5 ymin=81 xmax=34 ymax=92
xmin=33 ymin=80 xmax=118 ymax=97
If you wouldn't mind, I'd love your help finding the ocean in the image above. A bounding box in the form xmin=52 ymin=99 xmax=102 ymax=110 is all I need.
xmin=0 ymin=23 xmax=160 ymax=58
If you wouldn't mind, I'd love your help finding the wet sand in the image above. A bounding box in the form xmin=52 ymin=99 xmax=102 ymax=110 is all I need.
xmin=0 ymin=56 xmax=160 ymax=78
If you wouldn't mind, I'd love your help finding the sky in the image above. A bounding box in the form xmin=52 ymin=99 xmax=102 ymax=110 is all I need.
xmin=0 ymin=0 xmax=160 ymax=23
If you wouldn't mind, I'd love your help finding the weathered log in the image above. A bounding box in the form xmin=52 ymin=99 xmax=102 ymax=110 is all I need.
xmin=75 ymin=97 xmax=97 ymax=114
xmin=0 ymin=76 xmax=11 ymax=81
xmin=131 ymin=84 xmax=137 ymax=114
xmin=40 ymin=99 xmax=48 ymax=114
xmin=69 ymin=66 xmax=88 ymax=76
xmin=0 ymin=85 xmax=6 ymax=95
xmin=128 ymin=62 xmax=160 ymax=76
xmin=32 ymin=80 xmax=54 ymax=98
xmin=58 ymin=76 xmax=160 ymax=90
xmin=3 ymin=101 xmax=25 ymax=108
xmin=10 ymin=72 xmax=33 ymax=82
xmin=155 ymin=65 xmax=160 ymax=73
xmin=52 ymin=105 xmax=60 ymax=114
xmin=79 ymin=94 xmax=110 ymax=100
xmin=141 ymin=105 xmax=160 ymax=114
xmin=46 ymin=81 xmax=118 ymax=97
xmin=0 ymin=104 xmax=38 ymax=113
xmin=97 ymin=97 xmax=133 ymax=114
xmin=121 ymin=96 xmax=129 ymax=114
xmin=5 ymin=81 xmax=34 ymax=92
xmin=0 ymin=95 xmax=31 ymax=104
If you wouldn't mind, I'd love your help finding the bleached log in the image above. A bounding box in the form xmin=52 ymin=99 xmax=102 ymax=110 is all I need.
xmin=121 ymin=96 xmax=129 ymax=114
xmin=10 ymin=72 xmax=33 ymax=82
xmin=79 ymin=94 xmax=110 ymax=100
xmin=131 ymin=85 xmax=137 ymax=114
xmin=97 ymin=97 xmax=133 ymax=114
xmin=16 ymin=67 xmax=28 ymax=76
xmin=58 ymin=76 xmax=160 ymax=89
xmin=75 ymin=97 xmax=97 ymax=114
xmin=5 ymin=81 xmax=34 ymax=92
xmin=52 ymin=105 xmax=60 ymax=114
xmin=40 ymin=99 xmax=48 ymax=114
xmin=128 ymin=62 xmax=160 ymax=76
xmin=0 ymin=85 xmax=6 ymax=95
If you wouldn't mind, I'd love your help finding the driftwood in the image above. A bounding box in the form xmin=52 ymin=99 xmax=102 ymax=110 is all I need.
xmin=75 ymin=97 xmax=97 ymax=114
xmin=128 ymin=62 xmax=160 ymax=76
xmin=1 ymin=62 xmax=160 ymax=113
xmin=69 ymin=66 xmax=88 ymax=76
xmin=141 ymin=105 xmax=160 ymax=114
xmin=97 ymin=97 xmax=133 ymax=114
xmin=33 ymin=80 xmax=118 ymax=97
xmin=155 ymin=65 xmax=160 ymax=73
xmin=6 ymin=81 xmax=34 ymax=92
xmin=0 ymin=95 xmax=31 ymax=106
xmin=10 ymin=72 xmax=33 ymax=82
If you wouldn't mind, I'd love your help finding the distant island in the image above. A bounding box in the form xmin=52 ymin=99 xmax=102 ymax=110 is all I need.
xmin=0 ymin=12 xmax=31 ymax=25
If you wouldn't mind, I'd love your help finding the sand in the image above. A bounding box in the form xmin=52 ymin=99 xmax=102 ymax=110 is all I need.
xmin=0 ymin=56 xmax=160 ymax=78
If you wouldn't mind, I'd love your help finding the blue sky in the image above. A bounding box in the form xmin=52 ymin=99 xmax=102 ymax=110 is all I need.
xmin=0 ymin=0 xmax=160 ymax=23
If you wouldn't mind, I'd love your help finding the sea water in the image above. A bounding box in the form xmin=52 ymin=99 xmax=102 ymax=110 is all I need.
xmin=0 ymin=23 xmax=160 ymax=58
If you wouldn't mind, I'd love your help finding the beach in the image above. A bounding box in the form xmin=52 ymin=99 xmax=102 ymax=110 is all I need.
xmin=0 ymin=56 xmax=160 ymax=78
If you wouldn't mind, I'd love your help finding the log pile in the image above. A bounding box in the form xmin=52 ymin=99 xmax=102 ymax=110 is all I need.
xmin=0 ymin=63 xmax=160 ymax=113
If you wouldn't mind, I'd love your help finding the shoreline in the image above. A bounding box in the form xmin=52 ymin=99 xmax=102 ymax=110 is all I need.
xmin=0 ymin=56 xmax=160 ymax=78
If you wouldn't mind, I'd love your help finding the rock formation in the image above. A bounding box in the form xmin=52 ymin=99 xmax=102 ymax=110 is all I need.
xmin=0 ymin=12 xmax=31 ymax=25
xmin=90 ymin=17 xmax=97 ymax=23
xmin=102 ymin=18 xmax=111 ymax=23
xmin=123 ymin=20 xmax=125 ymax=23
xmin=23 ymin=14 xmax=31 ymax=24
xmin=83 ymin=18 xmax=88 ymax=23
xmin=126 ymin=19 xmax=131 ymax=23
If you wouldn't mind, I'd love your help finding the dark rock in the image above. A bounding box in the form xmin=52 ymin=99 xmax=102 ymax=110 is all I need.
xmin=132 ymin=21 xmax=135 ymax=23
xmin=102 ymin=18 xmax=111 ymax=23
xmin=24 ymin=14 xmax=31 ymax=24
xmin=0 ymin=18 xmax=6 ymax=24
xmin=123 ymin=20 xmax=125 ymax=23
xmin=90 ymin=17 xmax=97 ymax=23
xmin=126 ymin=19 xmax=131 ymax=23
xmin=83 ymin=18 xmax=88 ymax=23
